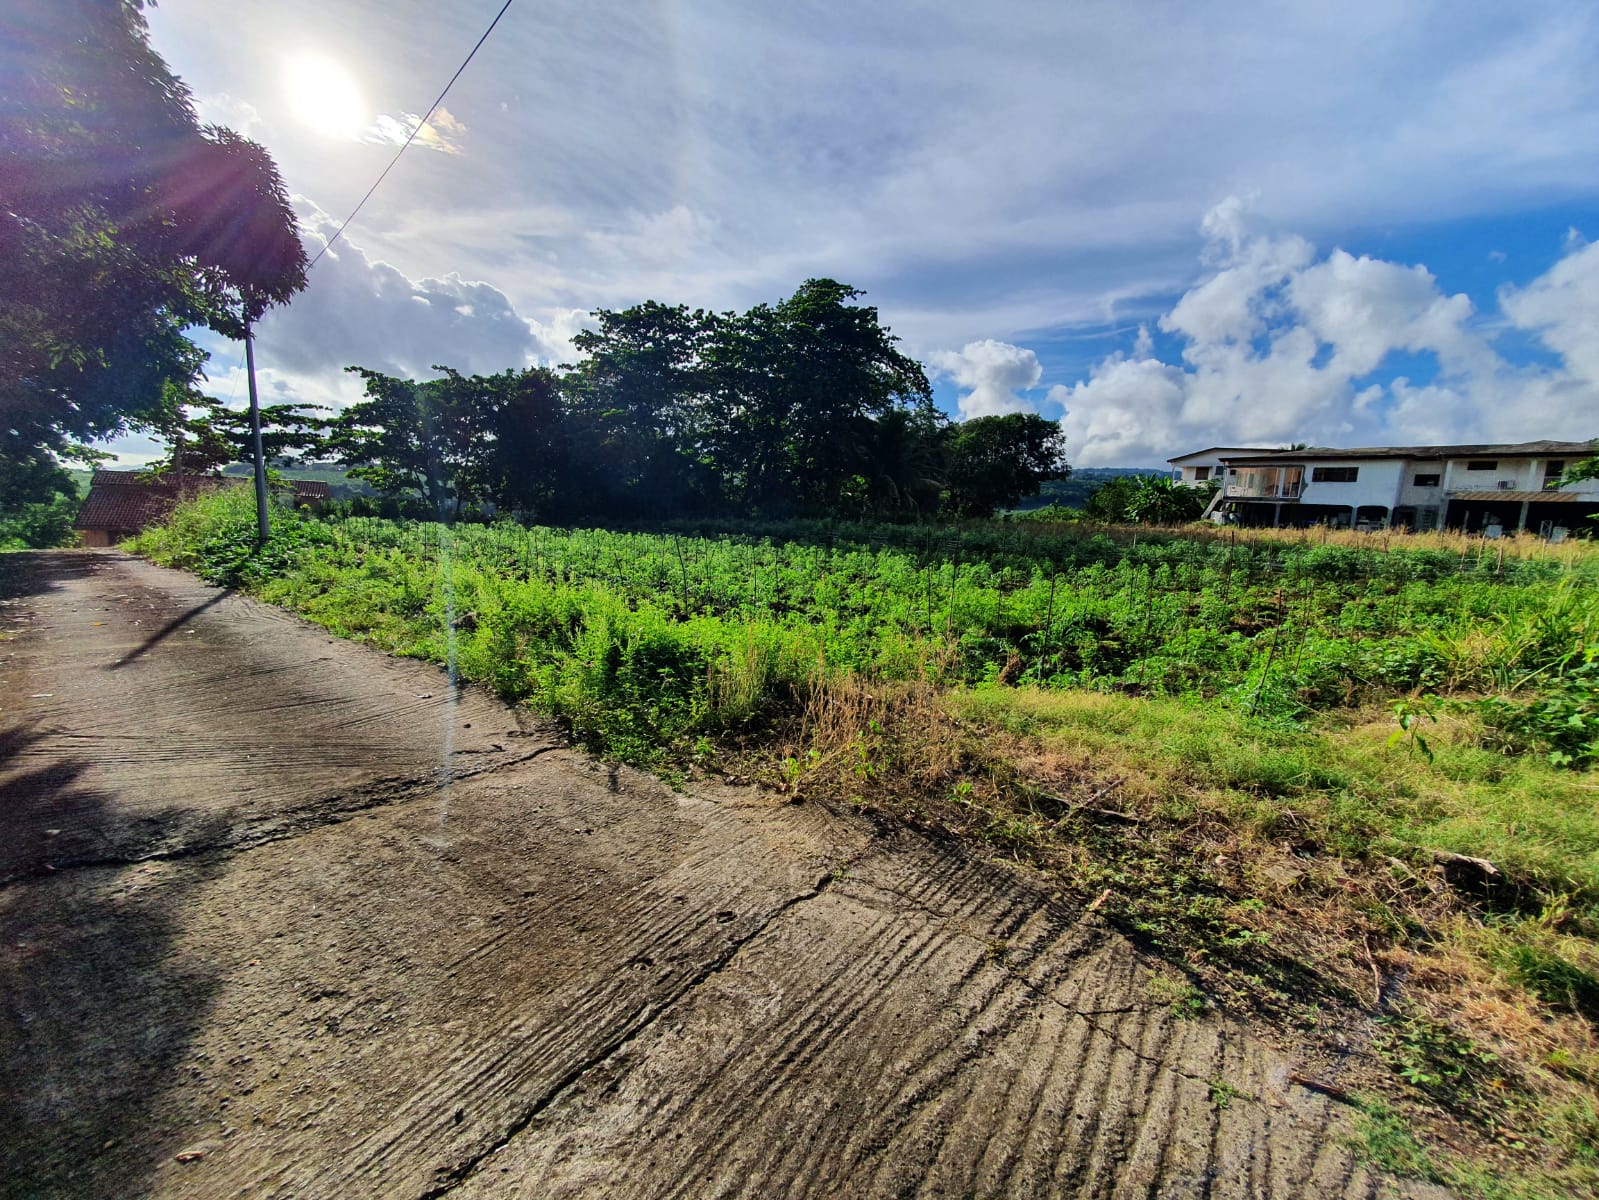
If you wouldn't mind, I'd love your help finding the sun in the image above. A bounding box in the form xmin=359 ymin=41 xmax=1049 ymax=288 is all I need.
xmin=284 ymin=53 xmax=367 ymax=140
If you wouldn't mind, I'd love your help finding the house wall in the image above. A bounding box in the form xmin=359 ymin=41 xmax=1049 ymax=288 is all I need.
xmin=1298 ymin=460 xmax=1405 ymax=511
xmin=1394 ymin=463 xmax=1446 ymax=508
xmin=1171 ymin=449 xmax=1270 ymax=485
xmin=1440 ymin=455 xmax=1541 ymax=494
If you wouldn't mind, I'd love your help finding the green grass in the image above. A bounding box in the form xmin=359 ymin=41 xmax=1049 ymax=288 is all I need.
xmin=952 ymin=688 xmax=1599 ymax=904
xmin=131 ymin=490 xmax=1598 ymax=762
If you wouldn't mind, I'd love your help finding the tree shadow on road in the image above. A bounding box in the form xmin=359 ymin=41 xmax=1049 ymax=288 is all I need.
xmin=0 ymin=723 xmax=229 ymax=1200
xmin=0 ymin=550 xmax=98 ymax=602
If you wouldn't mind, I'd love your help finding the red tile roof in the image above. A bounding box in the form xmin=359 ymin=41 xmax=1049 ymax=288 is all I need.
xmin=75 ymin=471 xmax=332 ymax=533
xmin=75 ymin=473 xmax=224 ymax=533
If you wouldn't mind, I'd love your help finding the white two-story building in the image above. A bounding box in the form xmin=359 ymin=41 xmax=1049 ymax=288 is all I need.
xmin=1166 ymin=440 xmax=1598 ymax=534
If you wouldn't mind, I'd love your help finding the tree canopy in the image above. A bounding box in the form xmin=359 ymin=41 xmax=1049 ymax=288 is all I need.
xmin=0 ymin=0 xmax=306 ymax=510
xmin=941 ymin=413 xmax=1069 ymax=518
xmin=333 ymin=282 xmax=1068 ymax=524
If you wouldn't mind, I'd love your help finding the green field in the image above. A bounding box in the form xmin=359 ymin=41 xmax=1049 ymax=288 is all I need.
xmin=133 ymin=488 xmax=1599 ymax=1195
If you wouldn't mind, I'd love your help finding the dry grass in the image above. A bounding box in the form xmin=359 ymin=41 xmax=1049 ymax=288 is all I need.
xmin=1149 ymin=521 xmax=1597 ymax=565
xmin=1010 ymin=514 xmax=1598 ymax=566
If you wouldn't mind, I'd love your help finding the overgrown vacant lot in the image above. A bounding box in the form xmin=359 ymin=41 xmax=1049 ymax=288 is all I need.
xmin=136 ymin=490 xmax=1599 ymax=1198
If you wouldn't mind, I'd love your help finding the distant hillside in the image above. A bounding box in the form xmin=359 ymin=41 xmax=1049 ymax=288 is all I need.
xmin=1012 ymin=467 xmax=1168 ymax=511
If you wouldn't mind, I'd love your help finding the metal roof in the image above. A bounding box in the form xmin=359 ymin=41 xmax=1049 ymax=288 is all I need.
xmin=75 ymin=474 xmax=224 ymax=532
xmin=1218 ymin=440 xmax=1594 ymax=465
xmin=1450 ymin=490 xmax=1590 ymax=503
xmin=1166 ymin=446 xmax=1277 ymax=464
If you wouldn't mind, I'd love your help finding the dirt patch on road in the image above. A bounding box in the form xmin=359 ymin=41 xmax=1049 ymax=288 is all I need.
xmin=0 ymin=552 xmax=1443 ymax=1198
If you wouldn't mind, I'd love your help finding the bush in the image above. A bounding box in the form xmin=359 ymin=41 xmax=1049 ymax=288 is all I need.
xmin=1480 ymin=649 xmax=1599 ymax=769
xmin=0 ymin=490 xmax=80 ymax=549
xmin=131 ymin=488 xmax=332 ymax=588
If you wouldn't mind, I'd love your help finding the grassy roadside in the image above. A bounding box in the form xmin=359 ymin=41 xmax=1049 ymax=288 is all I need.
xmin=130 ymin=489 xmax=1599 ymax=1196
xmin=753 ymin=682 xmax=1599 ymax=1197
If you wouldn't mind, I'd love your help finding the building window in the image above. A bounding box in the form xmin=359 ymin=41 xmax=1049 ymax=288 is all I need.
xmin=1193 ymin=466 xmax=1210 ymax=481
xmin=1413 ymin=473 xmax=1440 ymax=487
xmin=1311 ymin=466 xmax=1359 ymax=483
xmin=1544 ymin=461 xmax=1564 ymax=490
xmin=1466 ymin=460 xmax=1497 ymax=471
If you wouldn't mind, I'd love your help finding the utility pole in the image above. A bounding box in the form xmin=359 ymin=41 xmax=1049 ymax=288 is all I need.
xmin=244 ymin=314 xmax=270 ymax=543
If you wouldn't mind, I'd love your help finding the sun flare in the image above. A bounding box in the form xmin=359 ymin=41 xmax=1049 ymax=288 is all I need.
xmin=284 ymin=53 xmax=366 ymax=139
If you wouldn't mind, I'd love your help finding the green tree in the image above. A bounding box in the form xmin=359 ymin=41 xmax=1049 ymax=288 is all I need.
xmin=563 ymin=302 xmax=715 ymax=516
xmin=941 ymin=413 xmax=1068 ymax=517
xmin=864 ymin=406 xmax=949 ymax=518
xmin=1124 ymin=475 xmax=1216 ymax=524
xmin=333 ymin=369 xmax=464 ymax=515
xmin=435 ymin=367 xmax=567 ymax=518
xmin=148 ymin=385 xmax=331 ymax=479
xmin=704 ymin=280 xmax=933 ymax=515
xmin=333 ymin=366 xmax=565 ymax=518
xmin=1083 ymin=475 xmax=1138 ymax=522
xmin=1562 ymin=440 xmax=1599 ymax=485
xmin=0 ymin=0 xmax=305 ymax=514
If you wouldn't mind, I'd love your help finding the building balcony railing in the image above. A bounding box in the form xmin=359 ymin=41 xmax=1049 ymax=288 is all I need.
xmin=1224 ymin=482 xmax=1303 ymax=500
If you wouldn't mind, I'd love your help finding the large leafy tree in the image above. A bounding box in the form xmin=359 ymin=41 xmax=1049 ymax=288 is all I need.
xmin=147 ymin=384 xmax=331 ymax=478
xmin=1123 ymin=475 xmax=1216 ymax=524
xmin=332 ymin=368 xmax=466 ymax=515
xmin=332 ymin=366 xmax=565 ymax=519
xmin=0 ymin=0 xmax=306 ymax=510
xmin=942 ymin=413 xmax=1068 ymax=517
xmin=709 ymin=280 xmax=933 ymax=514
xmin=563 ymin=302 xmax=716 ymax=516
xmin=864 ymin=405 xmax=949 ymax=518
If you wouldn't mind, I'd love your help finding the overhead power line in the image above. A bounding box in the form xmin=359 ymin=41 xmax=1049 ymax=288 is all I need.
xmin=306 ymin=0 xmax=516 ymax=270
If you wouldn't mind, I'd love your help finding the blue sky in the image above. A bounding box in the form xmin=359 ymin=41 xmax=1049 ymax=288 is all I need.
xmin=115 ymin=0 xmax=1599 ymax=466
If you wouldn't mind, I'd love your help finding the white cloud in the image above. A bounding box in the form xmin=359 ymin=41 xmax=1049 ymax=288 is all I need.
xmin=1056 ymin=197 xmax=1599 ymax=465
xmin=1501 ymin=237 xmax=1599 ymax=387
xmin=144 ymin=202 xmax=592 ymax=440
xmin=1287 ymin=251 xmax=1478 ymax=376
xmin=252 ymin=202 xmax=570 ymax=385
xmin=193 ymin=92 xmax=267 ymax=138
xmin=363 ymin=106 xmax=467 ymax=155
xmin=144 ymin=0 xmax=1599 ymax=371
xmin=929 ymin=339 xmax=1044 ymax=419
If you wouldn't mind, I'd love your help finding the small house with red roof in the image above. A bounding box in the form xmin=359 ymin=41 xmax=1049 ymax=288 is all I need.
xmin=74 ymin=470 xmax=331 ymax=546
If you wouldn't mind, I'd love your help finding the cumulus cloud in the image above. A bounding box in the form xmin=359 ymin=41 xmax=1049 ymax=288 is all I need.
xmin=929 ymin=339 xmax=1044 ymax=418
xmin=197 ymin=203 xmax=586 ymax=422
xmin=1501 ymin=236 xmax=1599 ymax=387
xmin=1055 ymin=198 xmax=1599 ymax=465
xmin=282 ymin=202 xmax=580 ymax=370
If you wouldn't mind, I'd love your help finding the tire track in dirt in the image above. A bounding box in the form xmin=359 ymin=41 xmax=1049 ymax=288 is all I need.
xmin=449 ymin=841 xmax=1432 ymax=1200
